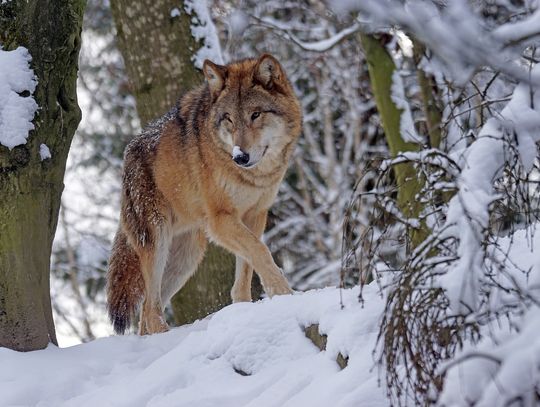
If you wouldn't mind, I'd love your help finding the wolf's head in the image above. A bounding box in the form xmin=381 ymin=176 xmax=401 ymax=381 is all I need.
xmin=203 ymin=54 xmax=302 ymax=170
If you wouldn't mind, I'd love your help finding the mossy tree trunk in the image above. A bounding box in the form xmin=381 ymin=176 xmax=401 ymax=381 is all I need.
xmin=412 ymin=40 xmax=443 ymax=149
xmin=171 ymin=246 xmax=235 ymax=325
xmin=360 ymin=34 xmax=428 ymax=248
xmin=0 ymin=0 xmax=86 ymax=351
xmin=110 ymin=0 xmax=240 ymax=325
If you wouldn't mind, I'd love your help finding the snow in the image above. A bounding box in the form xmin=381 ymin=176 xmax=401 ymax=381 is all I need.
xmin=493 ymin=7 xmax=540 ymax=44
xmin=286 ymin=23 xmax=361 ymax=52
xmin=390 ymin=70 xmax=422 ymax=144
xmin=39 ymin=143 xmax=51 ymax=160
xmin=229 ymin=10 xmax=249 ymax=36
xmin=328 ymin=0 xmax=538 ymax=84
xmin=0 ymin=47 xmax=38 ymax=150
xmin=5 ymin=2 xmax=536 ymax=404
xmin=184 ymin=0 xmax=224 ymax=68
xmin=0 ymin=286 xmax=388 ymax=407
xmin=439 ymin=228 xmax=540 ymax=406
xmin=436 ymin=65 xmax=540 ymax=314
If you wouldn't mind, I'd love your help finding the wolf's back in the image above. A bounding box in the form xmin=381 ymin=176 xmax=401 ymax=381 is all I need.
xmin=107 ymin=230 xmax=144 ymax=334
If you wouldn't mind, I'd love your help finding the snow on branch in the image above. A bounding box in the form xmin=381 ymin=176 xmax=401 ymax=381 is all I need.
xmin=439 ymin=229 xmax=540 ymax=406
xmin=0 ymin=47 xmax=38 ymax=150
xmin=285 ymin=22 xmax=361 ymax=52
xmin=437 ymin=65 xmax=540 ymax=314
xmin=391 ymin=69 xmax=423 ymax=143
xmin=494 ymin=7 xmax=540 ymax=45
xmin=358 ymin=47 xmax=540 ymax=404
xmin=329 ymin=0 xmax=540 ymax=84
xmin=184 ymin=0 xmax=224 ymax=67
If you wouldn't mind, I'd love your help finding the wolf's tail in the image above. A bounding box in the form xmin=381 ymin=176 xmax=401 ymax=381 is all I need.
xmin=107 ymin=230 xmax=144 ymax=334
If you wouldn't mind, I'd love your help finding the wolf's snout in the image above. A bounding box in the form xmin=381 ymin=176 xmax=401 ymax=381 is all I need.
xmin=233 ymin=152 xmax=250 ymax=166
xmin=232 ymin=145 xmax=250 ymax=167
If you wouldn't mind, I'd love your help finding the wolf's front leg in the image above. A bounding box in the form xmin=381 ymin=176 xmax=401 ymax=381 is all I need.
xmin=208 ymin=212 xmax=292 ymax=298
xmin=138 ymin=225 xmax=172 ymax=334
xmin=232 ymin=257 xmax=253 ymax=303
xmin=231 ymin=210 xmax=270 ymax=302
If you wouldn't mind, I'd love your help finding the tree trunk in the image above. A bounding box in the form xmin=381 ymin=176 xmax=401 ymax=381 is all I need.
xmin=412 ymin=40 xmax=443 ymax=149
xmin=0 ymin=0 xmax=85 ymax=351
xmin=360 ymin=34 xmax=428 ymax=248
xmin=110 ymin=0 xmax=238 ymax=325
xmin=110 ymin=0 xmax=204 ymax=125
xmin=171 ymin=244 xmax=234 ymax=325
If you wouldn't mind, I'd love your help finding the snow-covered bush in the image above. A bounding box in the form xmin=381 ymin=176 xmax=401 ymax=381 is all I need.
xmin=335 ymin=0 xmax=540 ymax=404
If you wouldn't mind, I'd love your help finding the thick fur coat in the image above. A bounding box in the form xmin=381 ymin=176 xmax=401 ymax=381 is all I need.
xmin=107 ymin=54 xmax=302 ymax=335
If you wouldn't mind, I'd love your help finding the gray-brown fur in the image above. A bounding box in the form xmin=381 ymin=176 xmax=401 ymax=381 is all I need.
xmin=107 ymin=231 xmax=144 ymax=334
xmin=107 ymin=110 xmax=175 ymax=334
xmin=107 ymin=54 xmax=302 ymax=335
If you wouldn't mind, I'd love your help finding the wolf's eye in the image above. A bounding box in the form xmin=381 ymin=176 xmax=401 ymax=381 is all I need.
xmin=251 ymin=111 xmax=261 ymax=121
xmin=220 ymin=113 xmax=232 ymax=124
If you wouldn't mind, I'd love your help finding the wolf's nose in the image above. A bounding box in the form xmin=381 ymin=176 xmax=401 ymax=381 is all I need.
xmin=233 ymin=152 xmax=250 ymax=166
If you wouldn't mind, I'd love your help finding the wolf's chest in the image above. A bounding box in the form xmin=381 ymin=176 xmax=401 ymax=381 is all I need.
xmin=220 ymin=175 xmax=279 ymax=214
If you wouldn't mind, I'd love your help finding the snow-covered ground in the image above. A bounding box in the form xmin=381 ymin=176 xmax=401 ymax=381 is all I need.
xmin=4 ymin=225 xmax=539 ymax=406
xmin=0 ymin=286 xmax=387 ymax=407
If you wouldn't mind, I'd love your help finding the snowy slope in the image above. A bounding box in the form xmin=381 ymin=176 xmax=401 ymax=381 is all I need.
xmin=0 ymin=286 xmax=387 ymax=407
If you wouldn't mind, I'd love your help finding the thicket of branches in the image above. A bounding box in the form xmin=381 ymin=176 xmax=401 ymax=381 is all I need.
xmin=338 ymin=0 xmax=540 ymax=404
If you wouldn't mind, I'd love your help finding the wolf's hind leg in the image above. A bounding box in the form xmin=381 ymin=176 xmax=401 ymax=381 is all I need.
xmin=138 ymin=224 xmax=172 ymax=335
xmin=160 ymin=229 xmax=207 ymax=306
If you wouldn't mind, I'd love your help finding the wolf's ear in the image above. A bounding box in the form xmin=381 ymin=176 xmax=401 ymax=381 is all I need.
xmin=254 ymin=54 xmax=285 ymax=90
xmin=203 ymin=60 xmax=227 ymax=96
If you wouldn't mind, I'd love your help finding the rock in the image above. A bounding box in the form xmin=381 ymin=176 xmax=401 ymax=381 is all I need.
xmin=304 ymin=323 xmax=348 ymax=370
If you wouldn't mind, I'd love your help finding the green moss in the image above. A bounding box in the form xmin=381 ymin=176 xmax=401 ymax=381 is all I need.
xmin=360 ymin=34 xmax=428 ymax=248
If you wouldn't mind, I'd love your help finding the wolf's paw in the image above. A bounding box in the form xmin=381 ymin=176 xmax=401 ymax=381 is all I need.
xmin=263 ymin=271 xmax=293 ymax=298
xmin=231 ymin=285 xmax=252 ymax=303
xmin=153 ymin=321 xmax=170 ymax=334
xmin=145 ymin=315 xmax=170 ymax=335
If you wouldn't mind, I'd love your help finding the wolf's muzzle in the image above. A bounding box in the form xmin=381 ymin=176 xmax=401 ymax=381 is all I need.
xmin=232 ymin=145 xmax=250 ymax=167
xmin=233 ymin=152 xmax=250 ymax=166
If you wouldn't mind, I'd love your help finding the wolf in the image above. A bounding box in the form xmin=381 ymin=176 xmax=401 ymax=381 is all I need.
xmin=107 ymin=54 xmax=302 ymax=335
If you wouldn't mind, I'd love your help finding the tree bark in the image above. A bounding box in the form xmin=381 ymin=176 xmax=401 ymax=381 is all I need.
xmin=360 ymin=34 xmax=428 ymax=248
xmin=412 ymin=40 xmax=443 ymax=149
xmin=0 ymin=0 xmax=86 ymax=351
xmin=110 ymin=0 xmax=203 ymax=125
xmin=110 ymin=0 xmax=238 ymax=325
xmin=171 ymin=244 xmax=235 ymax=325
